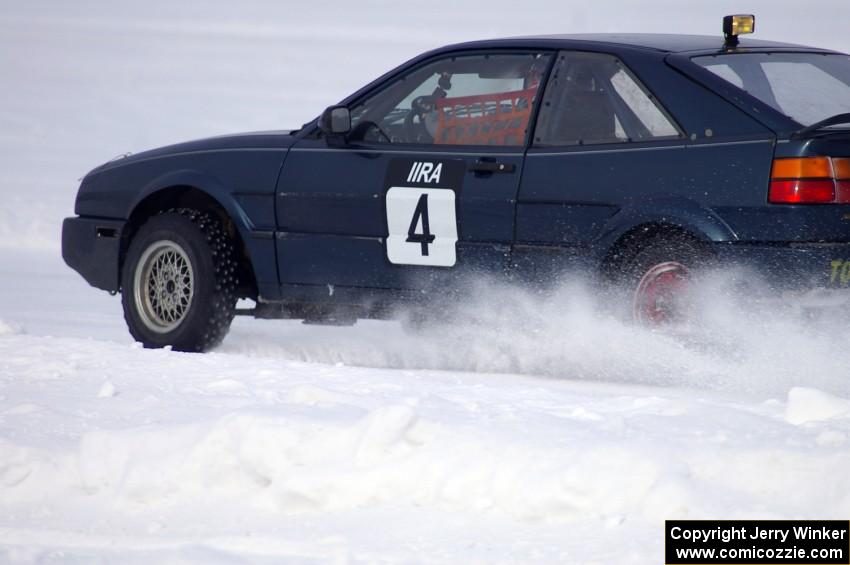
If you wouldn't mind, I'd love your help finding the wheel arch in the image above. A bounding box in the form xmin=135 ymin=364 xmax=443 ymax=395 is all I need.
xmin=599 ymin=222 xmax=711 ymax=280
xmin=123 ymin=179 xmax=259 ymax=299
xmin=595 ymin=198 xmax=734 ymax=280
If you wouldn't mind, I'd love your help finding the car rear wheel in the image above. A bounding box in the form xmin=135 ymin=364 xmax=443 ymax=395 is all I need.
xmin=121 ymin=209 xmax=237 ymax=351
xmin=624 ymin=236 xmax=707 ymax=326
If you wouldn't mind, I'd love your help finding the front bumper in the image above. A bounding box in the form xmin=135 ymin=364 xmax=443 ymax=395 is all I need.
xmin=61 ymin=216 xmax=126 ymax=292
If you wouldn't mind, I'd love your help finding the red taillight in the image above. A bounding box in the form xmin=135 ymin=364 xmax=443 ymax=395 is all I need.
xmin=837 ymin=181 xmax=850 ymax=204
xmin=768 ymin=180 xmax=835 ymax=203
xmin=769 ymin=157 xmax=850 ymax=204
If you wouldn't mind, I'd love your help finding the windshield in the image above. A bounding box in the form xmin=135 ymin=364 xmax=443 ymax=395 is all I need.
xmin=693 ymin=53 xmax=850 ymax=127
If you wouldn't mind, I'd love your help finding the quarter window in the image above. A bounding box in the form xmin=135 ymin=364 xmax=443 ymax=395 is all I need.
xmin=347 ymin=52 xmax=551 ymax=146
xmin=534 ymin=51 xmax=681 ymax=146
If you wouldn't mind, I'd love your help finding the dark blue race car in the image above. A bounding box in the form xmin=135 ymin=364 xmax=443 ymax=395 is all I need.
xmin=62 ymin=15 xmax=850 ymax=351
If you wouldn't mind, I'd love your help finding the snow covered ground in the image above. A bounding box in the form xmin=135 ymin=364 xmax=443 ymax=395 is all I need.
xmin=2 ymin=2 xmax=850 ymax=562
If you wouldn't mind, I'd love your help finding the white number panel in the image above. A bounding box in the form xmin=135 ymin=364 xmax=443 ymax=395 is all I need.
xmin=385 ymin=186 xmax=457 ymax=267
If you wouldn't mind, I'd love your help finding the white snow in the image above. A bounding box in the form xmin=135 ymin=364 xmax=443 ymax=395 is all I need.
xmin=2 ymin=319 xmax=850 ymax=563
xmin=2 ymin=1 xmax=850 ymax=563
xmin=0 ymin=320 xmax=21 ymax=337
xmin=786 ymin=387 xmax=850 ymax=425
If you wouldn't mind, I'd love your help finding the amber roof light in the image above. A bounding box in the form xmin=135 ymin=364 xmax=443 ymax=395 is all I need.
xmin=723 ymin=14 xmax=755 ymax=47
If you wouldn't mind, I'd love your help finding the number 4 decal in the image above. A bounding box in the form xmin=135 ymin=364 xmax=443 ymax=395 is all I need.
xmin=406 ymin=194 xmax=436 ymax=256
xmin=385 ymin=187 xmax=457 ymax=267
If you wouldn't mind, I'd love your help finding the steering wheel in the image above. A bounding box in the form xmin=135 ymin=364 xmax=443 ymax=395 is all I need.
xmin=348 ymin=120 xmax=392 ymax=144
xmin=403 ymin=95 xmax=436 ymax=144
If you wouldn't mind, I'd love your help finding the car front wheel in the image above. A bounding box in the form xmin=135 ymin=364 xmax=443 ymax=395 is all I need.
xmin=121 ymin=209 xmax=237 ymax=352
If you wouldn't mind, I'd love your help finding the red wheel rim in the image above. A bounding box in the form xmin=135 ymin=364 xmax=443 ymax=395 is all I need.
xmin=632 ymin=261 xmax=690 ymax=325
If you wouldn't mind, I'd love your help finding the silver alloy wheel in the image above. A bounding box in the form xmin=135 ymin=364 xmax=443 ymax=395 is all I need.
xmin=133 ymin=239 xmax=195 ymax=333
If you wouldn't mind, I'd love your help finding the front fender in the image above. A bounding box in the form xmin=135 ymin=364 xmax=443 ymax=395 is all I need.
xmin=131 ymin=169 xmax=255 ymax=233
xmin=72 ymin=143 xmax=288 ymax=299
xmin=126 ymin=169 xmax=279 ymax=298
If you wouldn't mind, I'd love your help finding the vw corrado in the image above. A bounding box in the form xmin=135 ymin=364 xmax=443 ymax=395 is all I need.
xmin=62 ymin=16 xmax=850 ymax=351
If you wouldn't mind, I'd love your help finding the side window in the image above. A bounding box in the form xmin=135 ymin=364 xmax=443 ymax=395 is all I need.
xmin=534 ymin=51 xmax=681 ymax=146
xmin=348 ymin=52 xmax=551 ymax=146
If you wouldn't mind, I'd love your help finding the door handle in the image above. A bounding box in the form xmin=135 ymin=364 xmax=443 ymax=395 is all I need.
xmin=468 ymin=159 xmax=516 ymax=174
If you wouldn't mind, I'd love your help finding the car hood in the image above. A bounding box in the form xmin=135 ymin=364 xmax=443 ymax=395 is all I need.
xmin=91 ymin=130 xmax=298 ymax=174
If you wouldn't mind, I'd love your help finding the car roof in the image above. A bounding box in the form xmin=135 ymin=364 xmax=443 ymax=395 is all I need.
xmin=442 ymin=33 xmax=834 ymax=55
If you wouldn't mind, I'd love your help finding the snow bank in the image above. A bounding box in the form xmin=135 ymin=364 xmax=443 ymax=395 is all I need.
xmin=4 ymin=385 xmax=850 ymax=523
xmin=786 ymin=387 xmax=850 ymax=425
xmin=1 ymin=333 xmax=850 ymax=561
xmin=7 ymin=406 xmax=680 ymax=522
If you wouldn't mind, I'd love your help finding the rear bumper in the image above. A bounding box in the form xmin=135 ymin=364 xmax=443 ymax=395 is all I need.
xmin=713 ymin=241 xmax=850 ymax=290
xmin=781 ymin=287 xmax=850 ymax=309
xmin=61 ymin=216 xmax=125 ymax=292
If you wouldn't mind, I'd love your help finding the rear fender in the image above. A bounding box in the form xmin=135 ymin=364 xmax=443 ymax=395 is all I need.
xmin=592 ymin=196 xmax=738 ymax=264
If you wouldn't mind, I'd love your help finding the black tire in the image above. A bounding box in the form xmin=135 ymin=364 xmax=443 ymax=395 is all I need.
xmin=121 ymin=209 xmax=238 ymax=352
xmin=622 ymin=235 xmax=708 ymax=325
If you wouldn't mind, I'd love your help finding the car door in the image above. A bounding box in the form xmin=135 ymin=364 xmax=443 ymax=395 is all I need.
xmin=275 ymin=50 xmax=551 ymax=295
xmin=514 ymin=50 xmax=688 ymax=280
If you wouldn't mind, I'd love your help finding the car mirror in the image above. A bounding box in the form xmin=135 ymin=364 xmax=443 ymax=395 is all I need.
xmin=318 ymin=105 xmax=351 ymax=136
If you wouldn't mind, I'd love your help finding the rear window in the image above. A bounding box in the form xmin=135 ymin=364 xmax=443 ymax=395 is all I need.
xmin=693 ymin=53 xmax=850 ymax=126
